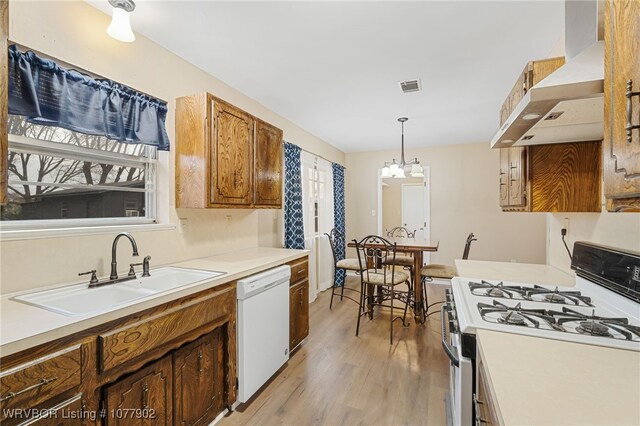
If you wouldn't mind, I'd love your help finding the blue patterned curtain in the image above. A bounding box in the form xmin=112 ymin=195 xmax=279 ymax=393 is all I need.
xmin=8 ymin=45 xmax=170 ymax=150
xmin=332 ymin=163 xmax=346 ymax=286
xmin=284 ymin=143 xmax=305 ymax=249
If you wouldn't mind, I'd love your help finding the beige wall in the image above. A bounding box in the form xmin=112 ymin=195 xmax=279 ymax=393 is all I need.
xmin=0 ymin=1 xmax=344 ymax=293
xmin=345 ymin=143 xmax=547 ymax=266
xmin=547 ymin=212 xmax=640 ymax=274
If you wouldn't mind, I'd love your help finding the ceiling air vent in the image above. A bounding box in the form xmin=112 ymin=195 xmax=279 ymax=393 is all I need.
xmin=399 ymin=79 xmax=421 ymax=93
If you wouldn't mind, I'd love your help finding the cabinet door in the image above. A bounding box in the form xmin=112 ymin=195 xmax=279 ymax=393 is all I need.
xmin=211 ymin=98 xmax=254 ymax=206
xmin=104 ymin=355 xmax=173 ymax=426
xmin=254 ymin=121 xmax=283 ymax=207
xmin=507 ymin=147 xmax=527 ymax=206
xmin=0 ymin=0 xmax=7 ymax=205
xmin=289 ymin=280 xmax=309 ymax=351
xmin=604 ymin=0 xmax=640 ymax=210
xmin=173 ymin=329 xmax=224 ymax=426
xmin=498 ymin=149 xmax=510 ymax=207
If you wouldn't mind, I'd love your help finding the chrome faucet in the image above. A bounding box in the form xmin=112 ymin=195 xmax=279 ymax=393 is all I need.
xmin=110 ymin=232 xmax=139 ymax=280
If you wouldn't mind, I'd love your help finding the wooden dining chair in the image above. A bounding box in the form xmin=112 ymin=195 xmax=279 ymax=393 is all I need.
xmin=420 ymin=232 xmax=477 ymax=319
xmin=325 ymin=228 xmax=364 ymax=310
xmin=353 ymin=235 xmax=412 ymax=344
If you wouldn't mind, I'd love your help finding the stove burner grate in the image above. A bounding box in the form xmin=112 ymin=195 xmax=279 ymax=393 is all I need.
xmin=576 ymin=321 xmax=611 ymax=337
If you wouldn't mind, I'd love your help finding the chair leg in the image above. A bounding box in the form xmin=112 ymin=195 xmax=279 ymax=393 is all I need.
xmin=356 ymin=280 xmax=365 ymax=337
xmin=422 ymin=276 xmax=430 ymax=322
xmin=401 ymin=281 xmax=410 ymax=327
xmin=329 ymin=268 xmax=338 ymax=310
xmin=389 ymin=284 xmax=394 ymax=345
xmin=340 ymin=276 xmax=346 ymax=301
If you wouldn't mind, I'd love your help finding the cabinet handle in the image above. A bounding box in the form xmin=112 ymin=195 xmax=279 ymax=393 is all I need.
xmin=509 ymin=163 xmax=518 ymax=170
xmin=626 ymin=80 xmax=640 ymax=143
xmin=473 ymin=394 xmax=488 ymax=425
xmin=299 ymin=289 xmax=303 ymax=306
xmin=141 ymin=383 xmax=149 ymax=409
xmin=0 ymin=377 xmax=58 ymax=402
xmin=198 ymin=350 xmax=204 ymax=374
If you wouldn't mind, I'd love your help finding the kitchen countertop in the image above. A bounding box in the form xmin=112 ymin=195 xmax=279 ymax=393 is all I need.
xmin=455 ymin=259 xmax=575 ymax=287
xmin=0 ymin=247 xmax=308 ymax=358
xmin=477 ymin=329 xmax=640 ymax=425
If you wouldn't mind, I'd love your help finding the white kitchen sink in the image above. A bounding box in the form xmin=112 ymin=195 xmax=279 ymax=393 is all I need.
xmin=124 ymin=267 xmax=225 ymax=293
xmin=12 ymin=267 xmax=225 ymax=316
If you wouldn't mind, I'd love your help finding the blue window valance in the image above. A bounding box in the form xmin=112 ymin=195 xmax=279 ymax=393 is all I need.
xmin=7 ymin=45 xmax=170 ymax=151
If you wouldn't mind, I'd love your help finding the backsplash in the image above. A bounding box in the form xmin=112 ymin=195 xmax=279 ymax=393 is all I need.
xmin=547 ymin=212 xmax=640 ymax=273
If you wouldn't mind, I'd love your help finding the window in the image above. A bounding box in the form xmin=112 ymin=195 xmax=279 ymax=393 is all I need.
xmin=1 ymin=115 xmax=157 ymax=229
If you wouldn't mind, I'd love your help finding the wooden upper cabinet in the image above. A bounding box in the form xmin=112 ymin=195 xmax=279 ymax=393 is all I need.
xmin=497 ymin=55 xmax=602 ymax=213
xmin=211 ymin=98 xmax=254 ymax=206
xmin=603 ymin=0 xmax=640 ymax=211
xmin=507 ymin=147 xmax=527 ymax=207
xmin=1 ymin=0 xmax=8 ymax=205
xmin=254 ymin=119 xmax=283 ymax=207
xmin=175 ymin=93 xmax=283 ymax=209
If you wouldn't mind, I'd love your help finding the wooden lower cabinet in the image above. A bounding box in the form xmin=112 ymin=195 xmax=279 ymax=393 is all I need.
xmin=1 ymin=282 xmax=238 ymax=426
xmin=289 ymin=280 xmax=309 ymax=351
xmin=173 ymin=329 xmax=225 ymax=426
xmin=104 ymin=355 xmax=173 ymax=425
xmin=475 ymin=355 xmax=500 ymax=426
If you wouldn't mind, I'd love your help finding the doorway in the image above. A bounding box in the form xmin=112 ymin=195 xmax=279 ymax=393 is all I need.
xmin=377 ymin=166 xmax=431 ymax=264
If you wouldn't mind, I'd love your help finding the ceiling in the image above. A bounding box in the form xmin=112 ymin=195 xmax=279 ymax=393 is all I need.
xmin=88 ymin=1 xmax=565 ymax=153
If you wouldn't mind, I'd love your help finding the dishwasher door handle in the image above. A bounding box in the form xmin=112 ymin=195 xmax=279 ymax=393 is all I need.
xmin=441 ymin=305 xmax=460 ymax=367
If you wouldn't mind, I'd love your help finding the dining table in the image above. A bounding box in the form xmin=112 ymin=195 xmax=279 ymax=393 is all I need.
xmin=347 ymin=236 xmax=439 ymax=324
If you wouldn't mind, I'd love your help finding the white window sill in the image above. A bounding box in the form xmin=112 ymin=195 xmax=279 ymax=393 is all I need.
xmin=0 ymin=223 xmax=176 ymax=242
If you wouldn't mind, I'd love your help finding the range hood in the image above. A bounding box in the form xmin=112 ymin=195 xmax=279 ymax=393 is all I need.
xmin=491 ymin=0 xmax=605 ymax=148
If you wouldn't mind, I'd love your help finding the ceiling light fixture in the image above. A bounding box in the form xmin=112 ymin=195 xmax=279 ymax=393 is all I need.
xmin=381 ymin=117 xmax=423 ymax=179
xmin=107 ymin=0 xmax=136 ymax=43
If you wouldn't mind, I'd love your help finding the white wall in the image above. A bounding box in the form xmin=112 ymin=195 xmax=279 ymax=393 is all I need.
xmin=0 ymin=1 xmax=344 ymax=294
xmin=345 ymin=143 xmax=548 ymax=266
xmin=547 ymin=212 xmax=640 ymax=274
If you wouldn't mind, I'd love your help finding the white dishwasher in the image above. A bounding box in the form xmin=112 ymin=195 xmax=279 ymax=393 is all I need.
xmin=236 ymin=265 xmax=291 ymax=403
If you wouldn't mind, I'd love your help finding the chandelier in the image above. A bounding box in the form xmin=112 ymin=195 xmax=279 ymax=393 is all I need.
xmin=381 ymin=117 xmax=423 ymax=178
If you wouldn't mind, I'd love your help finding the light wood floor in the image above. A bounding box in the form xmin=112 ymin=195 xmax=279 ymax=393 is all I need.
xmin=221 ymin=276 xmax=450 ymax=426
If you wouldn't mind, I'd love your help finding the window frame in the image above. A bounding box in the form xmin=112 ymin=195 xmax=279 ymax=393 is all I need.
xmin=1 ymin=131 xmax=158 ymax=231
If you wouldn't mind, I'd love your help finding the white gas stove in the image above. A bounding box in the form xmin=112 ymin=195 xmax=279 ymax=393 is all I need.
xmin=450 ymin=275 xmax=640 ymax=352
xmin=442 ymin=242 xmax=640 ymax=426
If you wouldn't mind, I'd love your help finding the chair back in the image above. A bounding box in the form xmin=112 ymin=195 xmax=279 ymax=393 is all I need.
xmin=386 ymin=226 xmax=416 ymax=239
xmin=324 ymin=228 xmax=345 ymax=264
xmin=462 ymin=232 xmax=477 ymax=260
xmin=353 ymin=235 xmax=399 ymax=285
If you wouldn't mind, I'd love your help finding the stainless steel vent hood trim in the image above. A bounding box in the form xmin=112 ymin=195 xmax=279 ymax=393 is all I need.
xmin=491 ymin=0 xmax=604 ymax=149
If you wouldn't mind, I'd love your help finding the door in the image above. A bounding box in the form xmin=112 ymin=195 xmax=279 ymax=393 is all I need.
xmin=211 ymin=98 xmax=254 ymax=205
xmin=104 ymin=355 xmax=173 ymax=425
xmin=254 ymin=121 xmax=283 ymax=207
xmin=173 ymin=330 xmax=224 ymax=426
xmin=402 ymin=184 xmax=425 ymax=238
xmin=604 ymin=0 xmax=640 ymax=210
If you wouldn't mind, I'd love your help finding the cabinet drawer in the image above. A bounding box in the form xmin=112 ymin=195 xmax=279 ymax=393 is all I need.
xmin=289 ymin=258 xmax=308 ymax=284
xmin=99 ymin=288 xmax=234 ymax=372
xmin=0 ymin=346 xmax=81 ymax=416
xmin=17 ymin=394 xmax=83 ymax=426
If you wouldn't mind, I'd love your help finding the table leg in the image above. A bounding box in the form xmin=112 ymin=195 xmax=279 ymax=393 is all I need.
xmin=413 ymin=251 xmax=424 ymax=324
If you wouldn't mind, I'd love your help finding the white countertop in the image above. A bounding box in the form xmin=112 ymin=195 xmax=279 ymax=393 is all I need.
xmin=0 ymin=247 xmax=308 ymax=358
xmin=455 ymin=259 xmax=575 ymax=287
xmin=477 ymin=329 xmax=640 ymax=426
